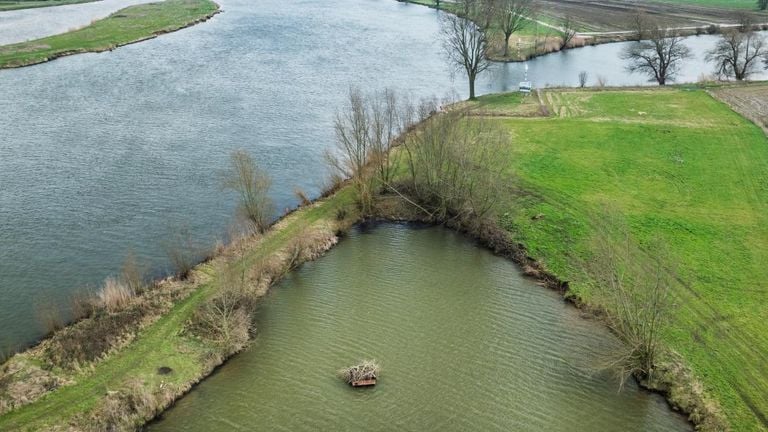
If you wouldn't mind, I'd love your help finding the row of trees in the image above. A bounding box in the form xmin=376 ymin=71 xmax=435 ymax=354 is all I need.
xmin=623 ymin=13 xmax=768 ymax=85
xmin=443 ymin=3 xmax=768 ymax=93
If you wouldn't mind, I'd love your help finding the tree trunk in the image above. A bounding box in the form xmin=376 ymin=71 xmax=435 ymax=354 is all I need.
xmin=504 ymin=34 xmax=511 ymax=57
xmin=469 ymin=76 xmax=476 ymax=100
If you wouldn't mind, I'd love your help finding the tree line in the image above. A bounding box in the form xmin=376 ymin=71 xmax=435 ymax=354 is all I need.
xmin=440 ymin=1 xmax=768 ymax=94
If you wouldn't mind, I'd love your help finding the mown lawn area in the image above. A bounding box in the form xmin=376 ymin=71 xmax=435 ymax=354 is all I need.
xmin=0 ymin=0 xmax=219 ymax=68
xmin=476 ymin=88 xmax=768 ymax=431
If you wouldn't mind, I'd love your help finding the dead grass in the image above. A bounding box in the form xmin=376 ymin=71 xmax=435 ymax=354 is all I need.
xmin=97 ymin=277 xmax=135 ymax=313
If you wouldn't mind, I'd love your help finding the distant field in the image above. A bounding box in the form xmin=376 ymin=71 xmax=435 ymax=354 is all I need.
xmin=468 ymin=88 xmax=768 ymax=431
xmin=0 ymin=0 xmax=219 ymax=68
xmin=656 ymin=0 xmax=757 ymax=8
xmin=711 ymin=84 xmax=768 ymax=133
xmin=0 ymin=0 xmax=96 ymax=12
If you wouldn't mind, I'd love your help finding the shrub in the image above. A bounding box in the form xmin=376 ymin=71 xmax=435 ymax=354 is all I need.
xmin=294 ymin=187 xmax=312 ymax=207
xmin=35 ymin=301 xmax=64 ymax=335
xmin=70 ymin=288 xmax=96 ymax=321
xmin=223 ymin=150 xmax=273 ymax=234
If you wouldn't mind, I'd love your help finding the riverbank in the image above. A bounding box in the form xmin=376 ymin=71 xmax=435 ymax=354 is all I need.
xmin=0 ymin=187 xmax=361 ymax=430
xmin=0 ymin=0 xmax=96 ymax=12
xmin=2 ymin=85 xmax=766 ymax=431
xmin=455 ymin=85 xmax=768 ymax=431
xmin=0 ymin=0 xmax=219 ymax=69
xmin=401 ymin=0 xmax=768 ymax=62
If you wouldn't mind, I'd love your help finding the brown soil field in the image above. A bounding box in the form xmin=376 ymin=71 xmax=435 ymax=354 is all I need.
xmin=536 ymin=0 xmax=768 ymax=32
xmin=710 ymin=84 xmax=768 ymax=134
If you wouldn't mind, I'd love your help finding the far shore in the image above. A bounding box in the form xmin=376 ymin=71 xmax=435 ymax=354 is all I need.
xmin=0 ymin=0 xmax=220 ymax=69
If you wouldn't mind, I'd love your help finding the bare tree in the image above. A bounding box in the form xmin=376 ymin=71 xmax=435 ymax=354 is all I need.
xmin=223 ymin=150 xmax=273 ymax=233
xmin=629 ymin=8 xmax=650 ymax=41
xmin=164 ymin=224 xmax=207 ymax=278
xmin=369 ymin=89 xmax=401 ymax=184
xmin=475 ymin=0 xmax=497 ymax=31
xmin=706 ymin=29 xmax=766 ymax=80
xmin=192 ymin=262 xmax=251 ymax=353
xmin=402 ymin=110 xmax=507 ymax=221
xmin=587 ymin=222 xmax=674 ymax=388
xmin=557 ymin=15 xmax=578 ymax=50
xmin=621 ymin=27 xmax=692 ymax=85
xmin=578 ymin=71 xmax=588 ymax=87
xmin=328 ymin=87 xmax=373 ymax=213
xmin=497 ymin=0 xmax=535 ymax=57
xmin=441 ymin=13 xmax=492 ymax=100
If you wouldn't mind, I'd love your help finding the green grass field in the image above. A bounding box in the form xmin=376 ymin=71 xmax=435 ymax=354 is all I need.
xmin=470 ymin=88 xmax=768 ymax=431
xmin=0 ymin=188 xmax=358 ymax=430
xmin=0 ymin=0 xmax=219 ymax=68
xmin=0 ymin=0 xmax=96 ymax=12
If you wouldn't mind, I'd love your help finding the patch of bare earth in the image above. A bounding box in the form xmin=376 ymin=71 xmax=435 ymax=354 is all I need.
xmin=536 ymin=0 xmax=766 ymax=32
xmin=710 ymin=85 xmax=768 ymax=134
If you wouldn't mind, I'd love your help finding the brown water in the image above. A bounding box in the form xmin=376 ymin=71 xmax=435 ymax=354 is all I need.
xmin=148 ymin=224 xmax=692 ymax=432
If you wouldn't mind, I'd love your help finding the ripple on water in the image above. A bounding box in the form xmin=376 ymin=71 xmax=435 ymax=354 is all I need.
xmin=148 ymin=224 xmax=691 ymax=432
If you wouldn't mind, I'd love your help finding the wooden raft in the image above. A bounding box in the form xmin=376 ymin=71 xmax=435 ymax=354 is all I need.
xmin=351 ymin=378 xmax=377 ymax=387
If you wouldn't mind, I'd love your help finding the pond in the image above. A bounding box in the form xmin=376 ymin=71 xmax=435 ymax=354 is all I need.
xmin=148 ymin=224 xmax=692 ymax=432
xmin=0 ymin=0 xmax=762 ymax=352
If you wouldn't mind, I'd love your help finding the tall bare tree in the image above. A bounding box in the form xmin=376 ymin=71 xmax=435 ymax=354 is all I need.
xmin=629 ymin=8 xmax=650 ymax=40
xmin=497 ymin=0 xmax=535 ymax=57
xmin=402 ymin=110 xmax=506 ymax=221
xmin=706 ymin=29 xmax=766 ymax=80
xmin=223 ymin=150 xmax=273 ymax=233
xmin=557 ymin=15 xmax=578 ymax=50
xmin=586 ymin=221 xmax=674 ymax=388
xmin=369 ymin=89 xmax=401 ymax=184
xmin=441 ymin=13 xmax=492 ymax=100
xmin=621 ymin=27 xmax=692 ymax=85
xmin=328 ymin=88 xmax=373 ymax=212
xmin=326 ymin=88 xmax=406 ymax=213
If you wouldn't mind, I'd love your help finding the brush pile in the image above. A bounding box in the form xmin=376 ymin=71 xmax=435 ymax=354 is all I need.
xmin=338 ymin=360 xmax=380 ymax=386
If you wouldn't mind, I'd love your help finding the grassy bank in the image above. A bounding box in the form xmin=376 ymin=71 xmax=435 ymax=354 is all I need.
xmin=0 ymin=0 xmax=219 ymax=69
xmin=459 ymin=87 xmax=768 ymax=431
xmin=0 ymin=0 xmax=96 ymax=12
xmin=0 ymin=188 xmax=360 ymax=430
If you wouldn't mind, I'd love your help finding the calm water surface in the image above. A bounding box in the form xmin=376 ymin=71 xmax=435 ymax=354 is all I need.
xmin=0 ymin=0 xmax=761 ymax=351
xmin=149 ymin=224 xmax=692 ymax=432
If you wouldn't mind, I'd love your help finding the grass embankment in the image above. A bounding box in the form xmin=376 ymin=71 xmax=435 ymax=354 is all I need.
xmin=0 ymin=0 xmax=96 ymax=12
xmin=0 ymin=0 xmax=219 ymax=69
xmin=0 ymin=188 xmax=359 ymax=431
xmin=464 ymin=88 xmax=768 ymax=431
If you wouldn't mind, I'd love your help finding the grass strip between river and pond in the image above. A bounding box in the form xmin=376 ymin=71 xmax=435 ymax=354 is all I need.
xmin=0 ymin=0 xmax=220 ymax=69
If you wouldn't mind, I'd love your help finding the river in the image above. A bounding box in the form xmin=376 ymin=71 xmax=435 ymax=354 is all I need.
xmin=0 ymin=0 xmax=763 ymax=354
xmin=147 ymin=224 xmax=692 ymax=431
